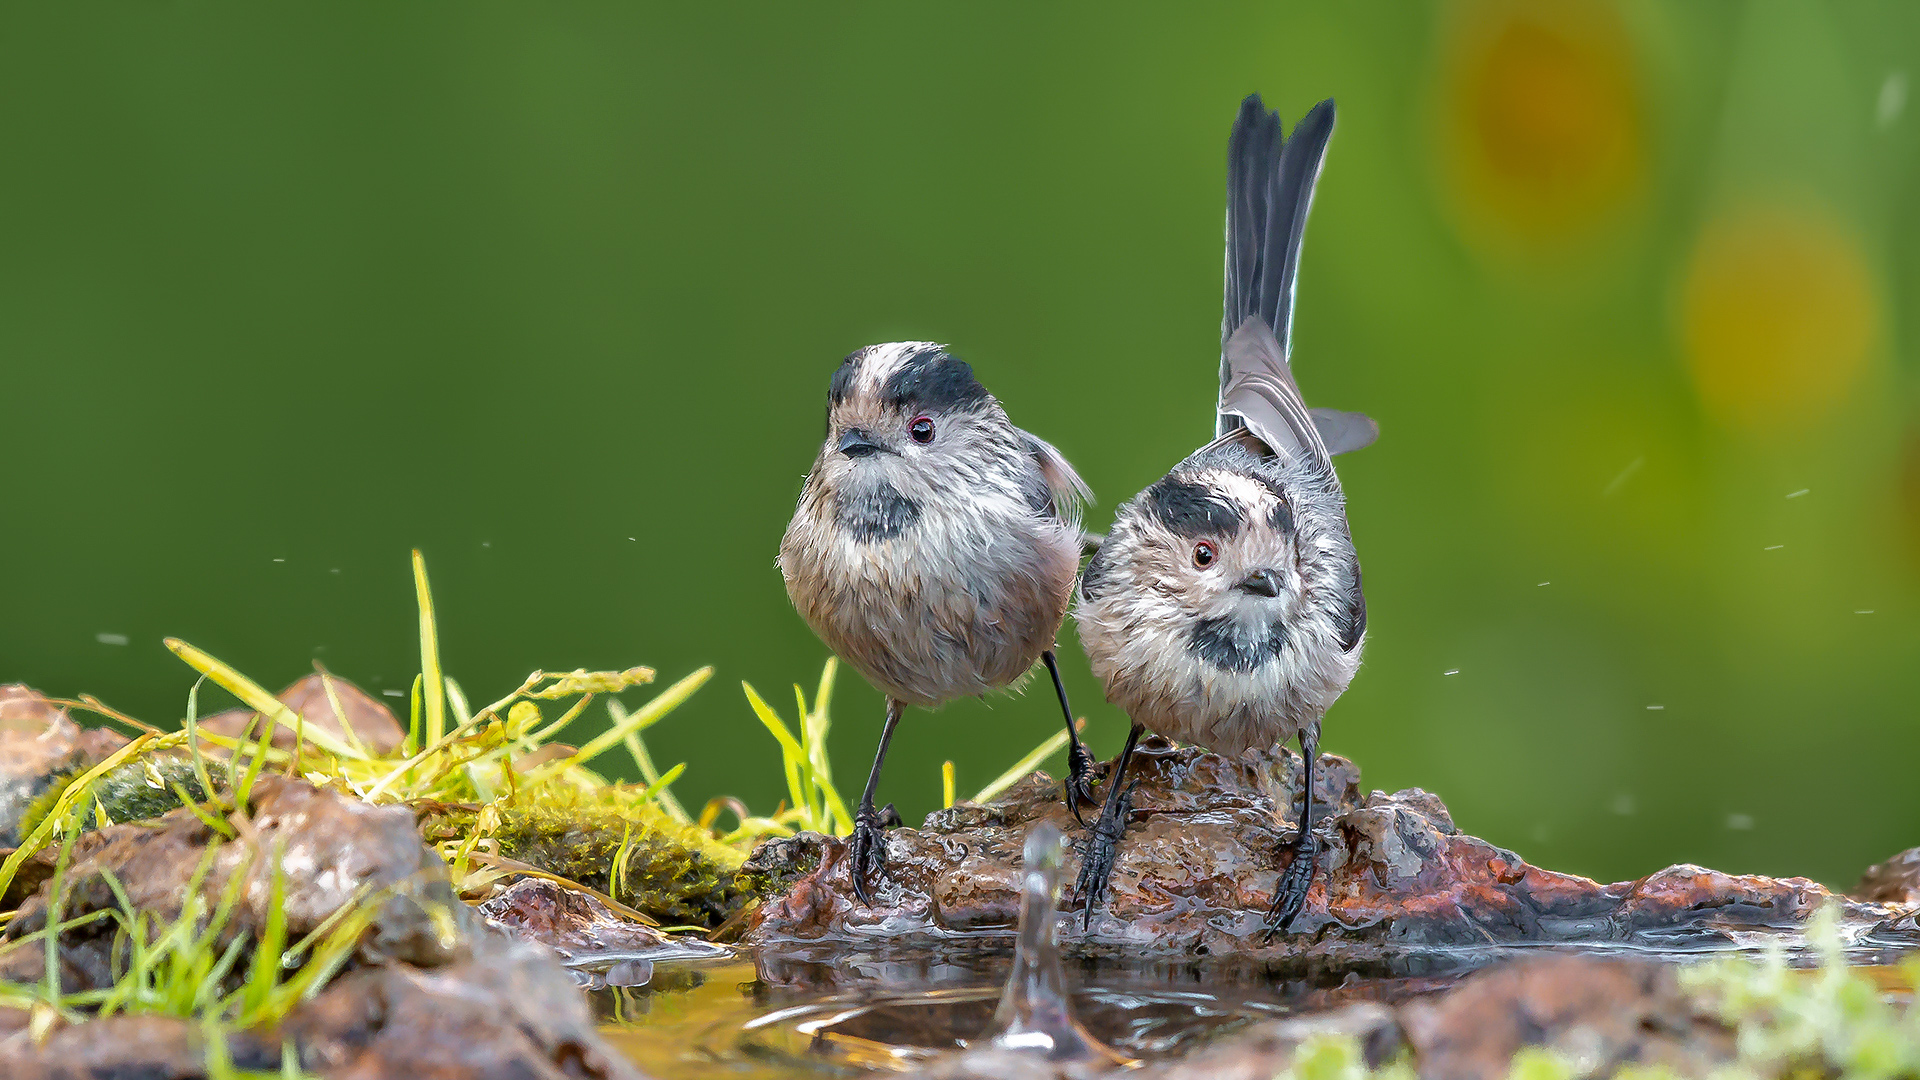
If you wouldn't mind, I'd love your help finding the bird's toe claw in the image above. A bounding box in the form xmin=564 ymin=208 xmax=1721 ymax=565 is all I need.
xmin=1261 ymin=831 xmax=1320 ymax=942
xmin=1072 ymin=787 xmax=1133 ymax=930
xmin=1063 ymin=744 xmax=1100 ymax=825
xmin=848 ymin=809 xmax=891 ymax=906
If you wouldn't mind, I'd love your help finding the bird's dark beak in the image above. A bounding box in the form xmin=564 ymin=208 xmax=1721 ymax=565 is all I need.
xmin=837 ymin=428 xmax=882 ymax=458
xmin=1237 ymin=569 xmax=1282 ymax=598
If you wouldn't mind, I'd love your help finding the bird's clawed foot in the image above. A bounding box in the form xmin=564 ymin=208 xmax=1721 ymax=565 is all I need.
xmin=1072 ymin=784 xmax=1134 ymax=929
xmin=1063 ymin=741 xmax=1100 ymax=825
xmin=1261 ymin=829 xmax=1320 ymax=942
xmin=848 ymin=803 xmax=893 ymax=905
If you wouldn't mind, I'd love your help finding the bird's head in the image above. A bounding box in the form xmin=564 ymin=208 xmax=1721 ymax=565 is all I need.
xmin=1082 ymin=447 xmax=1303 ymax=672
xmin=811 ymin=342 xmax=1010 ymax=540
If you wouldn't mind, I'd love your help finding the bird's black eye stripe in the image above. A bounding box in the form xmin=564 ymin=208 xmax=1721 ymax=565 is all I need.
xmin=1144 ymin=478 xmax=1242 ymax=538
xmin=882 ymin=348 xmax=989 ymax=413
xmin=1080 ymin=545 xmax=1112 ymax=601
xmin=828 ymin=350 xmax=863 ymax=406
xmin=1269 ymin=497 xmax=1293 ymax=534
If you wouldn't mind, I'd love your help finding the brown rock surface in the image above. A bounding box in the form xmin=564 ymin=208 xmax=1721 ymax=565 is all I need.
xmin=6 ymin=775 xmax=472 ymax=980
xmin=1398 ymin=955 xmax=1735 ymax=1080
xmin=744 ymin=740 xmax=1916 ymax=965
xmin=1855 ymin=846 xmax=1920 ymax=908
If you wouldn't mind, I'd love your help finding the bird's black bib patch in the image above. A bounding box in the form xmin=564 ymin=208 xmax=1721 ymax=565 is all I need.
xmin=1190 ymin=615 xmax=1287 ymax=673
xmin=838 ymin=481 xmax=922 ymax=542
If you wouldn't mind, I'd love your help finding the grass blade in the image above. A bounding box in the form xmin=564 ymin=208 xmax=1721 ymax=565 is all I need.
xmin=971 ymin=728 xmax=1070 ymax=806
xmin=412 ymin=549 xmax=446 ymax=748
xmin=517 ymin=668 xmax=712 ymax=789
xmin=742 ymin=683 xmax=808 ymax=821
xmin=163 ymin=640 xmax=364 ymax=761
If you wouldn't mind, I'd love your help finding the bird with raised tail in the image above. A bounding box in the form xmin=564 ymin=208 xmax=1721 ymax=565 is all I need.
xmin=1073 ymin=94 xmax=1375 ymax=937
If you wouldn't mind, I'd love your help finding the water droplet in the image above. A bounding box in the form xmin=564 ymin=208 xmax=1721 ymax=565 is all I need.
xmin=1646 ymin=704 xmax=1664 ymax=711
xmin=1443 ymin=669 xmax=1461 ymax=676
xmin=1879 ymin=71 xmax=1907 ymax=129
xmin=1786 ymin=489 xmax=1809 ymax=499
xmin=1603 ymin=456 xmax=1644 ymax=497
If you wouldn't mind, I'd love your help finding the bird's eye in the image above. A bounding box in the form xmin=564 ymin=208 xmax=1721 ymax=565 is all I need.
xmin=908 ymin=416 xmax=935 ymax=444
xmin=1192 ymin=541 xmax=1216 ymax=569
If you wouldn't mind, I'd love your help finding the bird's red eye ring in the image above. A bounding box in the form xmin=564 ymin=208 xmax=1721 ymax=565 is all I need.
xmin=908 ymin=416 xmax=935 ymax=443
xmin=1192 ymin=541 xmax=1216 ymax=569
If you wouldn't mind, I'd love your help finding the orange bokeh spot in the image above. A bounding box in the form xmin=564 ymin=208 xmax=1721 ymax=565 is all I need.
xmin=1680 ymin=201 xmax=1877 ymax=433
xmin=1439 ymin=0 xmax=1643 ymax=251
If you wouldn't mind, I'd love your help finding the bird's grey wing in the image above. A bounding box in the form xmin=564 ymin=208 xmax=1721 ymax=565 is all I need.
xmin=1219 ymin=317 xmax=1326 ymax=464
xmin=1217 ymin=94 xmax=1337 ymax=463
xmin=1017 ymin=428 xmax=1092 ymax=528
xmin=1308 ymin=407 xmax=1378 ymax=456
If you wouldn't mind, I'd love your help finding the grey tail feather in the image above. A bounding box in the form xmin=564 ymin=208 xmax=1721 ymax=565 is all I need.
xmin=1219 ymin=95 xmax=1336 ymax=411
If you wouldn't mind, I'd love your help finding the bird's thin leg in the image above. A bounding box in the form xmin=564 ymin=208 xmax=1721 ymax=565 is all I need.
xmin=1263 ymin=730 xmax=1320 ymax=940
xmin=1042 ymin=650 xmax=1096 ymax=825
xmin=1073 ymin=721 xmax=1144 ymax=930
xmin=848 ymin=697 xmax=904 ymax=906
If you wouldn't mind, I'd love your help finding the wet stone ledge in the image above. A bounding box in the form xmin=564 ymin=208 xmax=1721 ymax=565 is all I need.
xmin=742 ymin=738 xmax=1920 ymax=969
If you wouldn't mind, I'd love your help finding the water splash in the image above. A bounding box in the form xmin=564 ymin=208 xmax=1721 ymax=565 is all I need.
xmin=976 ymin=823 xmax=1131 ymax=1066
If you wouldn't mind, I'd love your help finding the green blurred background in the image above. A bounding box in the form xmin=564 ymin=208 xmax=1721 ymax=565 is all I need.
xmin=3 ymin=3 xmax=1915 ymax=888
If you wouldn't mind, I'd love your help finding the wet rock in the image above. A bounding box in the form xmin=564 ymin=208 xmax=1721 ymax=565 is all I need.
xmin=0 ymin=844 xmax=61 ymax=909
xmin=477 ymin=877 xmax=729 ymax=967
xmin=0 ymin=1012 xmax=273 ymax=1080
xmin=200 ymin=672 xmax=406 ymax=755
xmin=6 ymin=775 xmax=472 ymax=982
xmin=283 ymin=938 xmax=652 ymax=1080
xmin=1855 ymin=847 xmax=1920 ymax=908
xmin=744 ymin=741 xmax=1918 ymax=966
xmin=0 ymin=685 xmax=128 ymax=847
xmin=1398 ymin=955 xmax=1735 ymax=1080
xmin=0 ymin=940 xmax=653 ymax=1080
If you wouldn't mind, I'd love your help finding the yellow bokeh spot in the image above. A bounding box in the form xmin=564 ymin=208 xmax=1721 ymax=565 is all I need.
xmin=1679 ymin=200 xmax=1877 ymax=433
xmin=1437 ymin=0 xmax=1643 ymax=253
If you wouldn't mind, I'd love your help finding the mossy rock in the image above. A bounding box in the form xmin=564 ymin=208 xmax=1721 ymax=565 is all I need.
xmin=733 ymin=832 xmax=828 ymax=901
xmin=16 ymin=757 xmax=217 ymax=840
xmin=420 ymin=798 xmax=749 ymax=928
